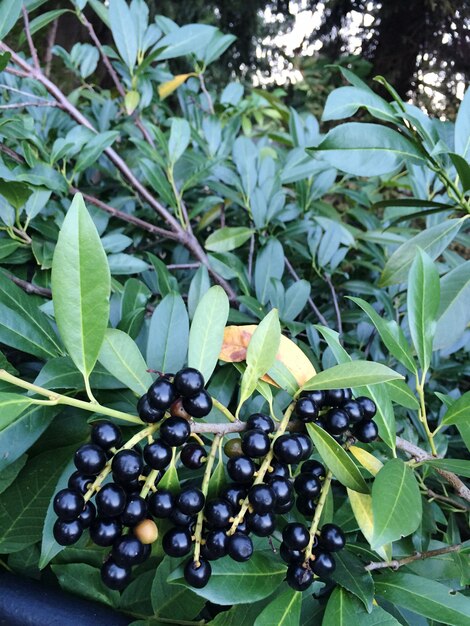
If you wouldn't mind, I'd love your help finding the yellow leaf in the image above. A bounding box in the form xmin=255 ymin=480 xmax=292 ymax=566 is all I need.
xmin=347 ymin=488 xmax=391 ymax=560
xmin=158 ymin=73 xmax=196 ymax=100
xmin=219 ymin=325 xmax=316 ymax=387
xmin=124 ymin=90 xmax=140 ymax=115
xmin=350 ymin=446 xmax=384 ymax=477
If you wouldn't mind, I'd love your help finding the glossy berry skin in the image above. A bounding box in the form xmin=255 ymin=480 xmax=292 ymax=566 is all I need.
xmin=90 ymin=518 xmax=122 ymax=547
xmin=342 ymin=400 xmax=363 ymax=424
xmin=280 ymin=542 xmax=304 ymax=564
xmin=266 ymin=476 xmax=292 ymax=505
xmin=273 ymin=434 xmax=303 ymax=464
xmin=295 ymin=397 xmax=318 ymax=422
xmin=137 ymin=394 xmax=165 ymax=423
xmin=78 ymin=501 xmax=96 ymax=528
xmin=242 ymin=429 xmax=270 ymax=458
xmin=325 ymin=409 xmax=349 ymax=435
xmin=248 ymin=484 xmax=276 ymax=514
xmin=68 ymin=471 xmax=93 ymax=495
xmin=246 ymin=413 xmax=275 ymax=434
xmin=274 ymin=495 xmax=295 ymax=514
xmin=91 ymin=421 xmax=122 ymax=450
xmin=354 ymin=419 xmax=378 ymax=443
xmin=182 ymin=390 xmax=213 ymax=418
xmin=203 ymin=529 xmax=228 ymax=560
xmin=96 ymin=483 xmax=126 ymax=517
xmin=170 ymin=509 xmax=196 ymax=528
xmin=205 ymin=499 xmax=233 ymax=529
xmin=148 ymin=489 xmax=174 ymax=518
xmin=267 ymin=461 xmax=289 ymax=479
xmin=301 ymin=389 xmax=325 ymax=407
xmin=177 ymin=487 xmax=205 ymax=515
xmin=174 ymin=368 xmax=205 ymax=396
xmin=101 ymin=558 xmax=131 ymax=591
xmin=74 ymin=444 xmax=106 ymax=476
xmin=170 ymin=398 xmax=191 ymax=420
xmin=343 ymin=388 xmax=353 ymax=403
xmin=162 ymin=527 xmax=192 ymax=557
xmin=311 ymin=550 xmax=336 ymax=577
xmin=294 ymin=473 xmax=321 ymax=499
xmin=112 ymin=449 xmax=143 ymax=483
xmin=227 ymin=456 xmax=256 ymax=484
xmin=296 ymin=496 xmax=316 ymax=517
xmin=286 ymin=564 xmax=313 ymax=591
xmin=160 ymin=416 xmax=191 ymax=447
xmin=246 ymin=511 xmax=275 ymax=537
xmin=113 ymin=536 xmax=145 ymax=566
xmin=53 ymin=519 xmax=83 ymax=545
xmin=143 ymin=440 xmax=172 ymax=470
xmin=356 ymin=396 xmax=377 ymax=419
xmin=53 ymin=489 xmax=84 ymax=521
xmin=282 ymin=522 xmax=310 ymax=551
xmin=320 ymin=524 xmax=346 ymax=552
xmin=221 ymin=484 xmax=247 ymax=511
xmin=224 ymin=438 xmax=243 ymax=459
xmin=184 ymin=558 xmax=212 ymax=588
xmin=228 ymin=532 xmax=253 ymax=562
xmin=148 ymin=377 xmax=177 ymax=410
xmin=181 ymin=443 xmax=206 ymax=469
xmin=325 ymin=389 xmax=346 ymax=407
xmin=120 ymin=495 xmax=147 ymax=527
xmin=300 ymin=460 xmax=326 ymax=480
xmin=293 ymin=433 xmax=313 ymax=460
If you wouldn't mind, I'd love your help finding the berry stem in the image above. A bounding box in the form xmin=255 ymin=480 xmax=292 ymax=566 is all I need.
xmin=139 ymin=469 xmax=160 ymax=499
xmin=193 ymin=434 xmax=222 ymax=565
xmin=211 ymin=397 xmax=236 ymax=422
xmin=227 ymin=401 xmax=296 ymax=536
xmin=304 ymin=470 xmax=333 ymax=562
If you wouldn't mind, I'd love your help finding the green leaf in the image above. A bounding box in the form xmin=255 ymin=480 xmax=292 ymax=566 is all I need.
xmin=206 ymin=227 xmax=254 ymax=253
xmin=157 ymin=24 xmax=217 ymax=60
xmin=168 ymin=118 xmax=191 ymax=163
xmin=371 ymin=458 xmax=422 ymax=550
xmin=0 ymin=180 xmax=32 ymax=209
xmin=423 ymin=458 xmax=470 ymax=478
xmin=0 ymin=0 xmax=22 ymax=39
xmin=322 ymin=87 xmax=398 ymax=124
xmin=188 ymin=265 xmax=210 ymax=319
xmin=254 ymin=239 xmax=284 ymax=305
xmin=22 ymin=9 xmax=70 ymax=40
xmin=323 ymin=587 xmax=400 ymax=626
xmin=441 ymin=391 xmax=470 ymax=426
xmin=455 ymin=87 xmax=470 ymax=162
xmin=74 ymin=131 xmax=119 ymax=173
xmin=434 ymin=261 xmax=470 ymax=351
xmin=314 ymin=325 xmax=350 ymax=364
xmin=34 ymin=356 xmax=123 ymax=390
xmin=151 ymin=557 xmax=205 ymax=619
xmin=449 ymin=152 xmax=470 ymax=192
xmin=108 ymin=0 xmax=138 ymax=71
xmin=147 ymin=253 xmax=179 ymax=297
xmin=348 ymin=297 xmax=417 ymax=373
xmin=0 ymin=455 xmax=27 ymax=495
xmin=188 ymin=286 xmax=229 ymax=383
xmin=51 ymin=194 xmax=110 ymax=383
xmin=384 ymin=379 xmax=420 ymax=410
xmin=98 ymin=328 xmax=152 ymax=395
xmin=168 ymin=550 xmax=286 ymax=605
xmin=146 ymin=294 xmax=189 ymax=375
xmin=158 ymin=456 xmax=179 ymax=492
xmin=52 ymin=563 xmax=119 ymax=607
xmin=0 ymin=393 xmax=36 ymax=431
xmin=331 ymin=550 xmax=375 ymax=612
xmin=407 ymin=249 xmax=440 ymax=373
xmin=253 ymin=588 xmax=302 ymax=626
xmin=375 ymin=572 xmax=470 ymax=626
xmin=306 ymin=423 xmax=368 ymax=493
xmin=207 ymin=455 xmax=226 ymax=499
xmin=120 ymin=570 xmax=154 ymax=617
xmin=380 ymin=218 xmax=464 ymax=286
xmin=301 ymin=360 xmax=403 ymax=392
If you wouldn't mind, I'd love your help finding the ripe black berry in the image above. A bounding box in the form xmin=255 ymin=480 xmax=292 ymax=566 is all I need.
xmin=267 ymin=460 xmax=289 ymax=479
xmin=181 ymin=443 xmax=206 ymax=469
xmin=300 ymin=459 xmax=326 ymax=479
xmin=174 ymin=368 xmax=205 ymax=397
xmin=227 ymin=456 xmax=256 ymax=484
xmin=311 ymin=550 xmax=336 ymax=577
xmin=320 ymin=524 xmax=346 ymax=552
xmin=266 ymin=476 xmax=292 ymax=505
xmin=343 ymin=388 xmax=353 ymax=402
xmin=162 ymin=527 xmax=192 ymax=557
xmin=53 ymin=488 xmax=84 ymax=521
xmin=148 ymin=489 xmax=174 ymax=518
xmin=273 ymin=434 xmax=303 ymax=464
xmin=74 ymin=444 xmax=106 ymax=475
xmin=325 ymin=409 xmax=349 ymax=435
xmin=246 ymin=511 xmax=275 ymax=536
xmin=280 ymin=542 xmax=304 ymax=564
xmin=68 ymin=471 xmax=93 ymax=495
xmin=205 ymin=499 xmax=233 ymax=529
xmin=343 ymin=400 xmax=363 ymax=424
xmin=170 ymin=508 xmax=196 ymax=528
xmin=78 ymin=501 xmax=96 ymax=528
xmin=274 ymin=495 xmax=295 ymax=514
xmin=241 ymin=429 xmax=270 ymax=458
xmin=148 ymin=377 xmax=177 ymax=410
xmin=101 ymin=558 xmax=131 ymax=591
xmin=292 ymin=433 xmax=313 ymax=460
xmin=113 ymin=535 xmax=145 ymax=566
xmin=143 ymin=439 xmax=172 ymax=470
xmin=304 ymin=390 xmax=326 ymax=407
xmin=228 ymin=532 xmax=253 ymax=562
xmin=53 ymin=519 xmax=83 ymax=545
xmin=120 ymin=495 xmax=147 ymax=526
xmin=248 ymin=484 xmax=276 ymax=514
xmin=325 ymin=389 xmax=346 ymax=407
xmin=184 ymin=558 xmax=212 ymax=588
xmin=354 ymin=419 xmax=378 ymax=443
xmin=160 ymin=416 xmax=191 ymax=447
xmin=246 ymin=413 xmax=275 ymax=434
xmin=286 ymin=563 xmax=313 ymax=591
xmin=91 ymin=421 xmax=122 ymax=450
xmin=282 ymin=522 xmax=310 ymax=551
xmin=221 ymin=484 xmax=247 ymax=511
xmin=356 ymin=396 xmax=377 ymax=419
xmin=96 ymin=483 xmax=126 ymax=517
xmin=296 ymin=496 xmax=316 ymax=517
xmin=137 ymin=394 xmax=165 ymax=423
xmin=182 ymin=390 xmax=213 ymax=418
xmin=177 ymin=487 xmax=205 ymax=515
xmin=295 ymin=397 xmax=318 ymax=422
xmin=90 ymin=518 xmax=122 ymax=547
xmin=203 ymin=529 xmax=228 ymax=560
xmin=112 ymin=449 xmax=143 ymax=483
xmin=294 ymin=473 xmax=321 ymax=498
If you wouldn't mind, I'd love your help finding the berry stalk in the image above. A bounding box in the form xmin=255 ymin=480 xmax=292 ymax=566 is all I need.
xmin=304 ymin=470 xmax=333 ymax=562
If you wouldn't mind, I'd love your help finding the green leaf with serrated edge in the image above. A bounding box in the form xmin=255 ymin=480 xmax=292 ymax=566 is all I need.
xmin=300 ymin=360 xmax=403 ymax=392
xmin=98 ymin=328 xmax=152 ymax=396
xmin=0 ymin=393 xmax=35 ymax=431
xmin=253 ymin=588 xmax=302 ymax=626
xmin=434 ymin=261 xmax=470 ymax=350
xmin=323 ymin=587 xmax=401 ymax=626
xmin=380 ymin=218 xmax=464 ymax=286
xmin=146 ymin=294 xmax=189 ymax=375
xmin=348 ymin=297 xmax=417 ymax=373
xmin=331 ymin=550 xmax=374 ymax=612
xmin=407 ymin=249 xmax=439 ymax=373
xmin=52 ymin=563 xmax=119 ymax=607
xmin=441 ymin=392 xmax=470 ymax=426
xmin=423 ymin=458 xmax=470 ymax=478
xmin=306 ymin=424 xmax=368 ymax=493
xmin=384 ymin=379 xmax=419 ymax=410
xmin=168 ymin=550 xmax=286 ymax=604
xmin=51 ymin=194 xmax=110 ymax=383
xmin=238 ymin=309 xmax=281 ymax=412
xmin=188 ymin=286 xmax=229 ymax=383
xmin=152 ymin=557 xmax=205 ymax=619
xmin=375 ymin=572 xmax=470 ymax=626
xmin=371 ymin=459 xmax=422 ymax=550
xmin=353 ymin=383 xmax=395 ymax=452
xmin=206 ymin=227 xmax=254 ymax=253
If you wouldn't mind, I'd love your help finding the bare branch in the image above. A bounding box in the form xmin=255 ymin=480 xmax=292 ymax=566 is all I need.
xmin=324 ymin=273 xmax=343 ymax=335
xmin=6 ymin=274 xmax=52 ymax=298
xmin=0 ymin=101 xmax=58 ymax=110
xmin=44 ymin=18 xmax=59 ymax=77
xmin=365 ymin=544 xmax=463 ymax=571
xmin=199 ymin=73 xmax=215 ymax=114
xmin=285 ymin=256 xmax=330 ymax=327
xmin=22 ymin=5 xmax=40 ymax=71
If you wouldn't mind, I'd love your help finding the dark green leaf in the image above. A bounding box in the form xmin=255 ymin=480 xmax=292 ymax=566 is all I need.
xmin=108 ymin=0 xmax=138 ymax=70
xmin=253 ymin=588 xmax=301 ymax=626
xmin=301 ymin=361 xmax=403 ymax=391
xmin=434 ymin=261 xmax=470 ymax=351
xmin=151 ymin=557 xmax=205 ymax=619
xmin=331 ymin=549 xmax=375 ymax=612
xmin=146 ymin=294 xmax=189 ymax=374
xmin=0 ymin=0 xmax=22 ymax=39
xmin=206 ymin=227 xmax=254 ymax=253
xmin=423 ymin=459 xmax=470 ymax=478
xmin=52 ymin=563 xmax=119 ymax=607
xmin=441 ymin=392 xmax=470 ymax=426
xmin=323 ymin=587 xmax=400 ymax=625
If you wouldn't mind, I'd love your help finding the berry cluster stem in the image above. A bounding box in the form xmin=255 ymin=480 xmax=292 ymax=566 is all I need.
xmin=304 ymin=470 xmax=333 ymax=562
xmin=227 ymin=401 xmax=296 ymax=536
xmin=211 ymin=397 xmax=236 ymax=423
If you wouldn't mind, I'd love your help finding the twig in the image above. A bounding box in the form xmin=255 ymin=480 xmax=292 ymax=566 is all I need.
xmin=426 ymin=488 xmax=468 ymax=512
xmin=199 ymin=73 xmax=215 ymax=114
xmin=365 ymin=544 xmax=463 ymax=571
xmin=324 ymin=273 xmax=343 ymax=335
xmin=44 ymin=18 xmax=59 ymax=77
xmin=166 ymin=263 xmax=200 ymax=270
xmin=247 ymin=231 xmax=255 ymax=282
xmin=5 ymin=275 xmax=52 ymax=298
xmin=22 ymin=6 xmax=40 ymax=71
xmin=0 ymin=101 xmax=58 ymax=109
xmin=285 ymin=257 xmax=329 ymax=327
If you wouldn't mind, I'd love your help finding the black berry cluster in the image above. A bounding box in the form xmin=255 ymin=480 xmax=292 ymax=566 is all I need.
xmin=296 ymin=389 xmax=379 ymax=443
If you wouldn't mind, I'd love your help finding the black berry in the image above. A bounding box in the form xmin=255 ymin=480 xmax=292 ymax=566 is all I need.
xmin=68 ymin=471 xmax=93 ymax=495
xmin=90 ymin=518 xmax=122 ymax=547
xmin=170 ymin=508 xmax=196 ymax=528
xmin=91 ymin=421 xmax=122 ymax=450
xmin=227 ymin=456 xmax=256 ymax=484
xmin=300 ymin=460 xmax=326 ymax=479
xmin=74 ymin=444 xmax=106 ymax=475
xmin=148 ymin=489 xmax=174 ymax=518
xmin=181 ymin=443 xmax=206 ymax=469
xmin=246 ymin=511 xmax=275 ymax=536
xmin=280 ymin=541 xmax=304 ymax=564
xmin=144 ymin=439 xmax=172 ymax=470
xmin=311 ymin=550 xmax=336 ymax=577
xmin=137 ymin=394 xmax=165 ymax=423
xmin=354 ymin=419 xmax=378 ymax=443
xmin=160 ymin=416 xmax=191 ymax=447
xmin=286 ymin=563 xmax=313 ymax=591
xmin=53 ymin=488 xmax=84 ymax=521
xmin=273 ymin=434 xmax=303 ymax=464
xmin=120 ymin=495 xmax=147 ymax=526
xmin=203 ymin=529 xmax=228 ymax=560
xmin=148 ymin=377 xmax=177 ymax=410
xmin=282 ymin=522 xmax=310 ymax=550
xmin=246 ymin=413 xmax=275 ymax=433
xmin=228 ymin=532 xmax=253 ymax=562
xmin=205 ymin=498 xmax=233 ymax=529
xmin=266 ymin=476 xmax=292 ymax=505
xmin=184 ymin=558 xmax=212 ymax=588
xmin=293 ymin=433 xmax=313 ymax=460
xmin=241 ymin=429 xmax=270 ymax=458
xmin=113 ymin=535 xmax=145 ymax=566
xmin=343 ymin=400 xmax=363 ymax=424
xmin=325 ymin=389 xmax=346 ymax=407
xmin=325 ymin=408 xmax=349 ymax=435
xmin=294 ymin=473 xmax=321 ymax=498
xmin=296 ymin=496 xmax=316 ymax=517
xmin=177 ymin=487 xmax=205 ymax=515
xmin=112 ymin=449 xmax=143 ymax=483
xmin=221 ymin=484 xmax=247 ymax=511
xmin=162 ymin=527 xmax=192 ymax=557
xmin=182 ymin=390 xmax=213 ymax=418
xmin=101 ymin=558 xmax=131 ymax=591
xmin=96 ymin=483 xmax=126 ymax=517
xmin=295 ymin=397 xmax=318 ymax=422
xmin=356 ymin=396 xmax=377 ymax=419
xmin=78 ymin=501 xmax=96 ymax=528
xmin=248 ymin=484 xmax=276 ymax=514
xmin=174 ymin=368 xmax=205 ymax=397
xmin=53 ymin=519 xmax=83 ymax=545
xmin=320 ymin=524 xmax=346 ymax=552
